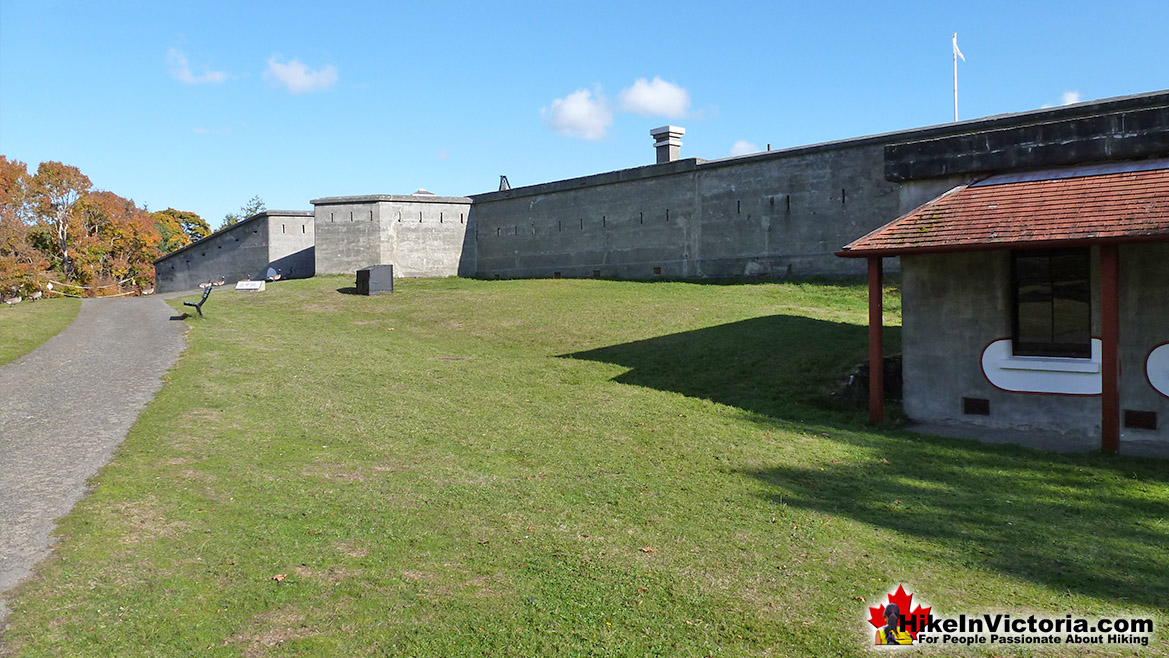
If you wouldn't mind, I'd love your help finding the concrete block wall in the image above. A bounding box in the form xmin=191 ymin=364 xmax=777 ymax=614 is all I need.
xmin=1117 ymin=242 xmax=1169 ymax=445
xmin=468 ymin=139 xmax=905 ymax=280
xmin=312 ymin=194 xmax=473 ymax=277
xmin=693 ymin=143 xmax=899 ymax=278
xmin=266 ymin=211 xmax=316 ymax=279
xmin=900 ymin=245 xmax=1167 ymax=446
xmin=154 ymin=210 xmax=314 ymax=293
xmin=469 ymin=91 xmax=1169 ymax=281
xmin=470 ymin=161 xmax=699 ymax=279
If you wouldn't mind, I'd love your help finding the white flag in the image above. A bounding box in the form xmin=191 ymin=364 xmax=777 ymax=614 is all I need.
xmin=953 ymin=33 xmax=966 ymax=61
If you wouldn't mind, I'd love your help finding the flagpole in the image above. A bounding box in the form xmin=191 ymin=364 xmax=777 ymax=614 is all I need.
xmin=953 ymin=33 xmax=959 ymax=121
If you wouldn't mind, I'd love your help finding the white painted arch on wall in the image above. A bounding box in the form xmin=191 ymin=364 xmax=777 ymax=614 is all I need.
xmin=1147 ymin=343 xmax=1169 ymax=398
xmin=981 ymin=338 xmax=1102 ymax=395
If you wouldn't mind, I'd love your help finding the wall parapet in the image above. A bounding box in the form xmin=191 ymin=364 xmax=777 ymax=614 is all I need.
xmin=885 ymin=93 xmax=1169 ymax=181
xmin=311 ymin=194 xmax=472 ymax=205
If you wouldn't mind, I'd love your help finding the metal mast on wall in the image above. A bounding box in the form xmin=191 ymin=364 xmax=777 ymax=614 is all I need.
xmin=953 ymin=33 xmax=965 ymax=121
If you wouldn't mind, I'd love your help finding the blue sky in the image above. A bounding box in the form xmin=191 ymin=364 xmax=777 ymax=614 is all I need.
xmin=2 ymin=1 xmax=1167 ymax=225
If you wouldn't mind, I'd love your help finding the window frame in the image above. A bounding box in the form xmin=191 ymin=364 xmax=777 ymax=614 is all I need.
xmin=1009 ymin=248 xmax=1092 ymax=359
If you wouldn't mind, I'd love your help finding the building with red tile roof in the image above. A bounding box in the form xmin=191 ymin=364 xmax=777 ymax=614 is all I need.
xmin=840 ymin=148 xmax=1169 ymax=454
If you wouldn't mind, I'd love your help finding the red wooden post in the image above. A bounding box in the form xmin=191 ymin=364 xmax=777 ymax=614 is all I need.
xmin=1100 ymin=245 xmax=1120 ymax=453
xmin=868 ymin=257 xmax=884 ymax=423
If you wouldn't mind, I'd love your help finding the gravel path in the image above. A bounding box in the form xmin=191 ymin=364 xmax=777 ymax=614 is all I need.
xmin=0 ymin=296 xmax=187 ymax=627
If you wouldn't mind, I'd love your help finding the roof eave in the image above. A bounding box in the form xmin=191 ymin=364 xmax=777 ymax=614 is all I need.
xmin=837 ymin=233 xmax=1169 ymax=258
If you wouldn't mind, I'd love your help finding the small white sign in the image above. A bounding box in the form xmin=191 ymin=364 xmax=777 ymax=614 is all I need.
xmin=235 ymin=280 xmax=266 ymax=292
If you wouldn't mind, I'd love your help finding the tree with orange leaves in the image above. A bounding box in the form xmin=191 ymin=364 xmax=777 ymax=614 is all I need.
xmin=0 ymin=156 xmax=48 ymax=295
xmin=73 ymin=191 xmax=162 ymax=290
xmin=26 ymin=161 xmax=91 ymax=280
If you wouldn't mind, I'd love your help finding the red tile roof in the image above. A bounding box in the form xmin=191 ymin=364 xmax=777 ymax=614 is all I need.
xmin=838 ymin=161 xmax=1169 ymax=257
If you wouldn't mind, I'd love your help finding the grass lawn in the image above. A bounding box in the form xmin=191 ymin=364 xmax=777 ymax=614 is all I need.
xmin=0 ymin=296 xmax=81 ymax=367
xmin=2 ymin=276 xmax=1165 ymax=657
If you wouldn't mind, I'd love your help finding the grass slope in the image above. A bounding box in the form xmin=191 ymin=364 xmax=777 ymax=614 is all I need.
xmin=0 ymin=297 xmax=81 ymax=367
xmin=3 ymin=276 xmax=1165 ymax=657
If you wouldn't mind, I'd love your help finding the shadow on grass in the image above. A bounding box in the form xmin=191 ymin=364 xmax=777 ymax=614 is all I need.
xmin=566 ymin=314 xmax=893 ymax=423
xmin=567 ymin=314 xmax=1169 ymax=611
xmin=335 ymin=287 xmax=360 ymax=295
xmin=741 ymin=438 xmax=1169 ymax=611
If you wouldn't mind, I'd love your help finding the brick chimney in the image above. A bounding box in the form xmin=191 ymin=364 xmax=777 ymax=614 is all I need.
xmin=650 ymin=125 xmax=685 ymax=164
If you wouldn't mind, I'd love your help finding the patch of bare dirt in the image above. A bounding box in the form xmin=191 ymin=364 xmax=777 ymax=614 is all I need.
xmin=110 ymin=497 xmax=190 ymax=545
xmin=223 ymin=608 xmax=319 ymax=657
xmin=294 ymin=565 xmax=364 ymax=583
xmin=301 ymin=462 xmax=369 ymax=483
xmin=335 ymin=539 xmax=369 ymax=558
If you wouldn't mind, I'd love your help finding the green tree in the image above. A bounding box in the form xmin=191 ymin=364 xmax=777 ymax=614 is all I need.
xmin=220 ymin=195 xmax=266 ymax=229
xmin=152 ymin=208 xmax=211 ymax=252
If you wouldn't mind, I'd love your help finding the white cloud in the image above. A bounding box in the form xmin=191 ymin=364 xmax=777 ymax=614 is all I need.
xmin=729 ymin=140 xmax=760 ymax=157
xmin=438 ymin=148 xmax=450 ymax=161
xmin=618 ymin=77 xmax=690 ymax=118
xmin=541 ymin=88 xmax=613 ymax=140
xmin=264 ymin=57 xmax=338 ymax=93
xmin=1043 ymin=91 xmax=1084 ymax=108
xmin=168 ymin=48 xmax=227 ymax=84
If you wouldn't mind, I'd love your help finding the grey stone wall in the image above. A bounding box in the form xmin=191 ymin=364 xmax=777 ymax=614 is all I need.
xmin=900 ymin=244 xmax=1167 ymax=446
xmin=468 ymin=91 xmax=1168 ymax=281
xmin=312 ymin=194 xmax=472 ymax=277
xmin=469 ymin=141 xmax=903 ymax=280
xmin=266 ymin=212 xmax=315 ymax=279
xmin=1118 ymin=242 xmax=1169 ymax=445
xmin=154 ymin=210 xmax=314 ymax=293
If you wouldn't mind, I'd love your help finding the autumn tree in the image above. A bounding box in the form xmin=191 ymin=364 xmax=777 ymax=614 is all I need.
xmin=0 ymin=156 xmax=47 ymax=294
xmin=0 ymin=156 xmax=193 ymax=294
xmin=0 ymin=155 xmax=29 ymax=222
xmin=73 ymin=191 xmax=162 ymax=291
xmin=220 ymin=195 xmax=265 ymax=228
xmin=26 ymin=161 xmax=91 ymax=279
xmin=152 ymin=207 xmax=211 ymax=252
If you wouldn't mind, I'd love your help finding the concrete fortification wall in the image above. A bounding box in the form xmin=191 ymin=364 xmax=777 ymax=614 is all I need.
xmin=469 ymin=141 xmax=899 ymax=280
xmin=154 ymin=91 xmax=1168 ymax=290
xmin=266 ymin=212 xmax=316 ymax=279
xmin=312 ymin=194 xmax=473 ymax=277
xmin=154 ymin=211 xmax=314 ymax=293
xmin=469 ymin=91 xmax=1169 ymax=281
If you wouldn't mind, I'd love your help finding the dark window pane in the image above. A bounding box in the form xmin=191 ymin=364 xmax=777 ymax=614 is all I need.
xmin=1052 ymin=297 xmax=1090 ymax=344
xmin=1012 ymin=249 xmax=1090 ymax=358
xmin=1018 ymin=301 xmax=1053 ymax=344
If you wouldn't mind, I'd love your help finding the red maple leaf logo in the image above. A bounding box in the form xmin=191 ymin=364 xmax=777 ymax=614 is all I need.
xmin=867 ymin=584 xmax=932 ymax=640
